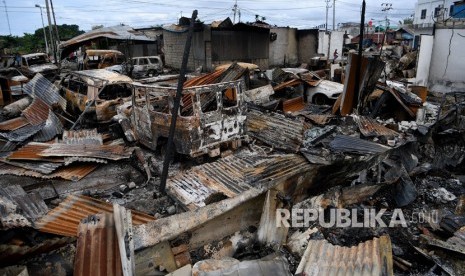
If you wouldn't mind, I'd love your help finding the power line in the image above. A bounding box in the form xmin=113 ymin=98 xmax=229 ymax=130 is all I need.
xmin=2 ymin=0 xmax=12 ymax=35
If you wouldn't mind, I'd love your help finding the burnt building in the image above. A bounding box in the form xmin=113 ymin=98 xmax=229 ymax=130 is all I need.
xmin=163 ymin=18 xmax=270 ymax=71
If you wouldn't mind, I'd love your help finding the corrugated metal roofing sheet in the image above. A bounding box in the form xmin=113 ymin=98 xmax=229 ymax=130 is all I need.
xmin=296 ymin=236 xmax=393 ymax=276
xmin=22 ymin=98 xmax=50 ymax=126
xmin=33 ymin=110 xmax=63 ymax=142
xmin=62 ymin=129 xmax=103 ymax=145
xmin=61 ymin=25 xmax=153 ymax=48
xmin=35 ymin=195 xmax=154 ymax=237
xmin=40 ymin=144 xmax=134 ymax=161
xmin=0 ymin=159 xmax=62 ymax=174
xmin=0 ymin=124 xmax=44 ymax=142
xmin=0 ymin=162 xmax=98 ymax=181
xmin=353 ymin=115 xmax=399 ymax=137
xmin=329 ymin=135 xmax=391 ymax=155
xmin=7 ymin=142 xmax=63 ymax=162
xmin=167 ymin=152 xmax=311 ymax=210
xmin=74 ymin=213 xmax=123 ymax=276
xmin=246 ymin=109 xmax=306 ymax=152
xmin=0 ymin=116 xmax=29 ymax=131
xmin=22 ymin=73 xmax=66 ymax=110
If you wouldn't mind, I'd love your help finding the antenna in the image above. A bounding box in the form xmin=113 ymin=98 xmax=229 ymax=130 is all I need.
xmin=2 ymin=0 xmax=12 ymax=35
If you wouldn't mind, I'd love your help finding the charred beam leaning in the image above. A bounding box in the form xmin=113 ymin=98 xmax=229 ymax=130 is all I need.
xmin=354 ymin=0 xmax=366 ymax=113
xmin=160 ymin=10 xmax=198 ymax=193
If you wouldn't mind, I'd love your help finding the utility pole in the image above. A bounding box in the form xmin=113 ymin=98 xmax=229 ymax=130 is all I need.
xmin=325 ymin=0 xmax=331 ymax=32
xmin=35 ymin=4 xmax=49 ymax=55
xmin=50 ymin=0 xmax=60 ymax=43
xmin=333 ymin=0 xmax=336 ymax=31
xmin=232 ymin=0 xmax=238 ymax=24
xmin=380 ymin=3 xmax=392 ymax=50
xmin=2 ymin=0 xmax=12 ymax=35
xmin=44 ymin=0 xmax=57 ymax=62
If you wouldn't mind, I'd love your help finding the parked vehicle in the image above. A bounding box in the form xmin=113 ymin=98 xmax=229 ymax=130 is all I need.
xmin=59 ymin=69 xmax=133 ymax=123
xmin=125 ymin=80 xmax=246 ymax=157
xmin=131 ymin=56 xmax=164 ymax=78
xmin=18 ymin=53 xmax=59 ymax=80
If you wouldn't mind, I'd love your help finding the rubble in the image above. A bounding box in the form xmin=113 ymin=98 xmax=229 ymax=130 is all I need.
xmin=1 ymin=17 xmax=465 ymax=276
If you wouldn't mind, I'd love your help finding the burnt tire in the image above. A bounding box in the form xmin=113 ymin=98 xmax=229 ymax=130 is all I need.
xmin=147 ymin=69 xmax=157 ymax=77
xmin=313 ymin=94 xmax=329 ymax=105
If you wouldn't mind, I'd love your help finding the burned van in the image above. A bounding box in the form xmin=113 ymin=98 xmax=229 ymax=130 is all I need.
xmin=59 ymin=69 xmax=133 ymax=123
xmin=129 ymin=80 xmax=247 ymax=157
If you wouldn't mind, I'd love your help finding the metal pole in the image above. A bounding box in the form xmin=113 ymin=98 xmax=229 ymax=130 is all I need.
xmin=333 ymin=0 xmax=336 ymax=31
xmin=325 ymin=0 xmax=330 ymax=33
xmin=44 ymin=0 xmax=57 ymax=63
xmin=36 ymin=5 xmax=49 ymax=54
xmin=354 ymin=0 xmax=365 ymax=114
xmin=50 ymin=0 xmax=60 ymax=43
xmin=160 ymin=10 xmax=198 ymax=193
xmin=2 ymin=0 xmax=12 ymax=35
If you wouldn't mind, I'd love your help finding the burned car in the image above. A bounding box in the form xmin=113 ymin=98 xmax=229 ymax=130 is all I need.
xmin=84 ymin=50 xmax=126 ymax=73
xmin=18 ymin=53 xmax=59 ymax=80
xmin=59 ymin=69 xmax=133 ymax=124
xmin=124 ymin=80 xmax=247 ymax=157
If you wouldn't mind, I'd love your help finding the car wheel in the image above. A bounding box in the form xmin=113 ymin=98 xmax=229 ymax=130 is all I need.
xmin=313 ymin=94 xmax=328 ymax=105
xmin=147 ymin=69 xmax=157 ymax=77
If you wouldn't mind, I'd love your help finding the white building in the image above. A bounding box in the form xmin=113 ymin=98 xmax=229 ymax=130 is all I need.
xmin=413 ymin=0 xmax=455 ymax=46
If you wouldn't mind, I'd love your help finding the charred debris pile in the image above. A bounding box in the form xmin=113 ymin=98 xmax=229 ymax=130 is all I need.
xmin=0 ymin=57 xmax=464 ymax=276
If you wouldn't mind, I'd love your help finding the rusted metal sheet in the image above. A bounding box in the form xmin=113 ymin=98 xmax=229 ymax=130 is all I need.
xmin=296 ymin=236 xmax=393 ymax=276
xmin=33 ymin=110 xmax=63 ymax=142
xmin=167 ymin=154 xmax=254 ymax=209
xmin=7 ymin=142 xmax=63 ymax=162
xmin=39 ymin=144 xmax=134 ymax=161
xmin=22 ymin=73 xmax=67 ymax=110
xmin=299 ymin=113 xmax=334 ymax=125
xmin=167 ymin=153 xmax=310 ymax=210
xmin=282 ymin=96 xmax=305 ymax=113
xmin=62 ymin=129 xmax=103 ymax=145
xmin=35 ymin=194 xmax=154 ymax=237
xmin=0 ymin=159 xmax=63 ymax=174
xmin=22 ymin=98 xmax=50 ymax=126
xmin=353 ymin=115 xmax=399 ymax=137
xmin=246 ymin=109 xmax=306 ymax=152
xmin=300 ymin=72 xmax=322 ymax=87
xmin=0 ymin=116 xmax=29 ymax=131
xmin=0 ymin=185 xmax=48 ymax=225
xmin=74 ymin=213 xmax=123 ymax=276
xmin=0 ymin=162 xmax=97 ymax=181
xmin=0 ymin=124 xmax=44 ymax=143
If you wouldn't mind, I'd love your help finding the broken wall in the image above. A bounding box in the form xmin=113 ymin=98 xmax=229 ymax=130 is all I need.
xmin=163 ymin=30 xmax=196 ymax=71
xmin=297 ymin=29 xmax=319 ymax=64
xmin=415 ymin=34 xmax=434 ymax=87
xmin=428 ymin=27 xmax=465 ymax=92
xmin=269 ymin=27 xmax=298 ymax=67
xmin=318 ymin=31 xmax=329 ymax=56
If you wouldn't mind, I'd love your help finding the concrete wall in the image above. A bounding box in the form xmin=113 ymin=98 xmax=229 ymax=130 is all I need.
xmin=297 ymin=29 xmax=318 ymax=64
xmin=329 ymin=31 xmax=345 ymax=62
xmin=427 ymin=28 xmax=465 ymax=92
xmin=415 ymin=35 xmax=434 ymax=86
xmin=318 ymin=31 xmax=329 ymax=56
xmin=269 ymin=27 xmax=298 ymax=67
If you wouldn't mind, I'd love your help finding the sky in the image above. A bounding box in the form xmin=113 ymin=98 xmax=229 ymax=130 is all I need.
xmin=1 ymin=0 xmax=416 ymax=36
